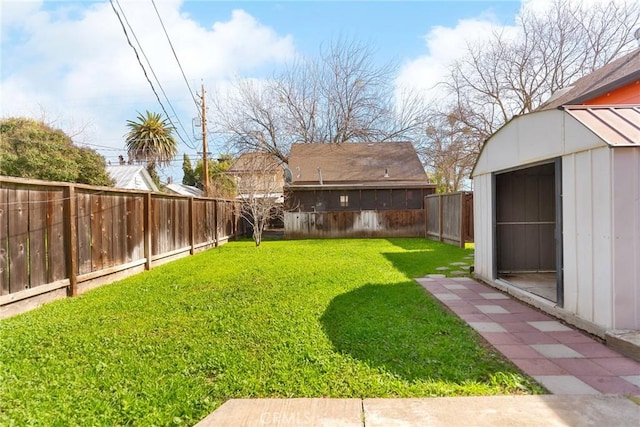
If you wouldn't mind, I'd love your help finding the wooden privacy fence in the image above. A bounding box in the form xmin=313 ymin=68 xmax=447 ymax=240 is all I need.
xmin=425 ymin=192 xmax=474 ymax=247
xmin=285 ymin=210 xmax=425 ymax=239
xmin=0 ymin=176 xmax=240 ymax=317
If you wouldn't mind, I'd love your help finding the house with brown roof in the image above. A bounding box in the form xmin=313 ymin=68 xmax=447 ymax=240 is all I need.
xmin=227 ymin=152 xmax=285 ymax=202
xmin=284 ymin=142 xmax=435 ymax=238
xmin=539 ymin=48 xmax=640 ymax=109
xmin=472 ymin=48 xmax=640 ymax=353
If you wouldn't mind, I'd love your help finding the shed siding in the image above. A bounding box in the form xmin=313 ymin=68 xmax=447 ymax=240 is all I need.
xmin=612 ymin=148 xmax=640 ymax=329
xmin=562 ymin=147 xmax=614 ymax=327
xmin=473 ymin=173 xmax=494 ymax=281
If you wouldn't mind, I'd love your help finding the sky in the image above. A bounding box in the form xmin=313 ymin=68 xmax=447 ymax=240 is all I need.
xmin=0 ymin=0 xmax=555 ymax=182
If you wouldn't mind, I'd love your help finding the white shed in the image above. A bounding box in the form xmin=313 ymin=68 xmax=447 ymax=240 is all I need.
xmin=472 ymin=105 xmax=639 ymax=337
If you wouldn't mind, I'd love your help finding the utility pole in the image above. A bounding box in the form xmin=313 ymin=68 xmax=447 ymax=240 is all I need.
xmin=200 ymin=83 xmax=209 ymax=196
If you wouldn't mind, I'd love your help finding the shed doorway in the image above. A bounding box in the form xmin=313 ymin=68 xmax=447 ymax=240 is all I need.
xmin=494 ymin=160 xmax=563 ymax=304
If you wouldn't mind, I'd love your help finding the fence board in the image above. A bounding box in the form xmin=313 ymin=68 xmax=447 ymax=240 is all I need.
xmin=90 ymin=194 xmax=104 ymax=271
xmin=47 ymin=189 xmax=66 ymax=282
xmin=28 ymin=190 xmax=48 ymax=287
xmin=111 ymin=195 xmax=124 ymax=267
xmin=284 ymin=210 xmax=424 ymax=239
xmin=8 ymin=188 xmax=29 ymax=292
xmin=0 ymin=187 xmax=8 ymax=295
xmin=76 ymin=192 xmax=92 ymax=275
xmin=101 ymin=195 xmax=113 ymax=268
xmin=425 ymin=192 xmax=473 ymax=247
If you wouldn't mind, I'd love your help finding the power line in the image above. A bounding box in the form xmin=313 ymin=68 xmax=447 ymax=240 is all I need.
xmin=109 ymin=0 xmax=196 ymax=151
xmin=151 ymin=0 xmax=201 ymax=118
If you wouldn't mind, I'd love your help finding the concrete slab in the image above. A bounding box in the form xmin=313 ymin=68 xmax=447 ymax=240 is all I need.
xmin=363 ymin=396 xmax=639 ymax=427
xmin=606 ymin=330 xmax=640 ymax=362
xmin=195 ymin=398 xmax=362 ymax=427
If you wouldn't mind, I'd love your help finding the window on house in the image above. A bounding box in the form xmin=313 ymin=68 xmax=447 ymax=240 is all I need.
xmin=339 ymin=195 xmax=349 ymax=207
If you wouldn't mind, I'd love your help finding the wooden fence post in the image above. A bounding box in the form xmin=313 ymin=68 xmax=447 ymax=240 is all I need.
xmin=63 ymin=185 xmax=78 ymax=296
xmin=438 ymin=194 xmax=443 ymax=243
xmin=188 ymin=197 xmax=195 ymax=255
xmin=459 ymin=192 xmax=465 ymax=248
xmin=143 ymin=192 xmax=152 ymax=270
xmin=213 ymin=199 xmax=219 ymax=247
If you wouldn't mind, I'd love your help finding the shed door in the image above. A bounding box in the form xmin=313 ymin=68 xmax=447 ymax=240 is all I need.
xmin=495 ymin=162 xmax=556 ymax=272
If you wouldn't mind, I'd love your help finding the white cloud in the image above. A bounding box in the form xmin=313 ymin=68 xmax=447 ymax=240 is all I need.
xmin=1 ymin=0 xmax=295 ymax=180
xmin=395 ymin=12 xmax=517 ymax=103
xmin=395 ymin=0 xmax=632 ymax=104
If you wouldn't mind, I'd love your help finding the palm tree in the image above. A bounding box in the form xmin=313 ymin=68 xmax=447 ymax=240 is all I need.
xmin=125 ymin=111 xmax=177 ymax=167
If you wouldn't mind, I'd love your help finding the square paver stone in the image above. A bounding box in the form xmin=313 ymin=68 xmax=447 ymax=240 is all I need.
xmin=468 ymin=322 xmax=507 ymax=333
xmin=444 ymin=284 xmax=467 ymax=290
xmin=527 ymin=321 xmax=572 ymax=332
xmin=480 ymin=292 xmax=510 ymax=300
xmin=622 ymin=376 xmax=640 ymax=388
xmin=433 ymin=293 xmax=461 ymax=301
xmin=531 ymin=344 xmax=584 ymax=358
xmin=533 ymin=376 xmax=600 ymax=395
xmin=476 ymin=305 xmax=510 ymax=314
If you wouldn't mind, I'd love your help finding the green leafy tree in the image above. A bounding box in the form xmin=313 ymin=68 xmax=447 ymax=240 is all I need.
xmin=181 ymin=153 xmax=197 ymax=186
xmin=0 ymin=117 xmax=112 ymax=185
xmin=125 ymin=111 xmax=178 ymax=184
xmin=194 ymin=155 xmax=236 ymax=198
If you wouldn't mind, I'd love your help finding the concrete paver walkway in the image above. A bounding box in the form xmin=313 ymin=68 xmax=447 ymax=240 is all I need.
xmin=196 ymin=275 xmax=640 ymax=426
xmin=416 ymin=275 xmax=640 ymax=395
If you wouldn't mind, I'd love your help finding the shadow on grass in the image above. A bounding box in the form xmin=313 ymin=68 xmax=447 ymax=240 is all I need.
xmin=320 ymin=282 xmax=491 ymax=383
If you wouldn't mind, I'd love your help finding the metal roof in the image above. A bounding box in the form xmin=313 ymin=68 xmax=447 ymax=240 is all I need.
xmin=562 ymin=105 xmax=640 ymax=147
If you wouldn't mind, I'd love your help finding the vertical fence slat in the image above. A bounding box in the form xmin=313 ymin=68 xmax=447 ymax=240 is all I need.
xmin=64 ymin=185 xmax=78 ymax=296
xmin=28 ymin=190 xmax=47 ymax=287
xmin=8 ymin=188 xmax=28 ymax=293
xmin=76 ymin=192 xmax=92 ymax=275
xmin=101 ymin=195 xmax=113 ymax=268
xmin=47 ymin=189 xmax=66 ymax=282
xmin=144 ymin=192 xmax=152 ymax=270
xmin=0 ymin=186 xmax=8 ymax=295
xmin=90 ymin=194 xmax=103 ymax=271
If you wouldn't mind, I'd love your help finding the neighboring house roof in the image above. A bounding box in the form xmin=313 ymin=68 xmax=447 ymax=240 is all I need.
xmin=539 ymin=48 xmax=640 ymax=110
xmin=227 ymin=152 xmax=283 ymax=174
xmin=227 ymin=152 xmax=285 ymax=199
xmin=287 ymin=142 xmax=431 ymax=189
xmin=165 ymin=183 xmax=204 ymax=197
xmin=106 ymin=165 xmax=159 ymax=192
xmin=561 ymin=105 xmax=640 ymax=147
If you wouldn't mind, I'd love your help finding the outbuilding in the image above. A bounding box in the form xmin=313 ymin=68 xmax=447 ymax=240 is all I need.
xmin=472 ymin=104 xmax=639 ymax=336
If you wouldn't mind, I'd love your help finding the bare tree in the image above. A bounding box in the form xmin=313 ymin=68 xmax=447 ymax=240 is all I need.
xmin=420 ymin=108 xmax=480 ymax=193
xmin=420 ymin=0 xmax=639 ymax=190
xmin=212 ymin=38 xmax=427 ymax=163
xmin=228 ymin=152 xmax=285 ymax=246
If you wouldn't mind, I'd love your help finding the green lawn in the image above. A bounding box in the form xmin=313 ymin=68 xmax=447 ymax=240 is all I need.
xmin=0 ymin=238 xmax=543 ymax=425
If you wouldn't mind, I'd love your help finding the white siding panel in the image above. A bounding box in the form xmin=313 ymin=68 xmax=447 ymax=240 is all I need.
xmin=562 ymin=155 xmax=578 ymax=313
xmin=518 ymin=110 xmax=563 ymax=163
xmin=484 ymin=124 xmax=520 ymax=173
xmin=574 ymin=150 xmax=595 ymax=322
xmin=591 ymin=148 xmax=613 ymax=328
xmin=563 ymin=114 xmax=610 ymax=154
xmin=473 ymin=173 xmax=493 ymax=281
xmin=612 ymin=148 xmax=640 ymax=329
